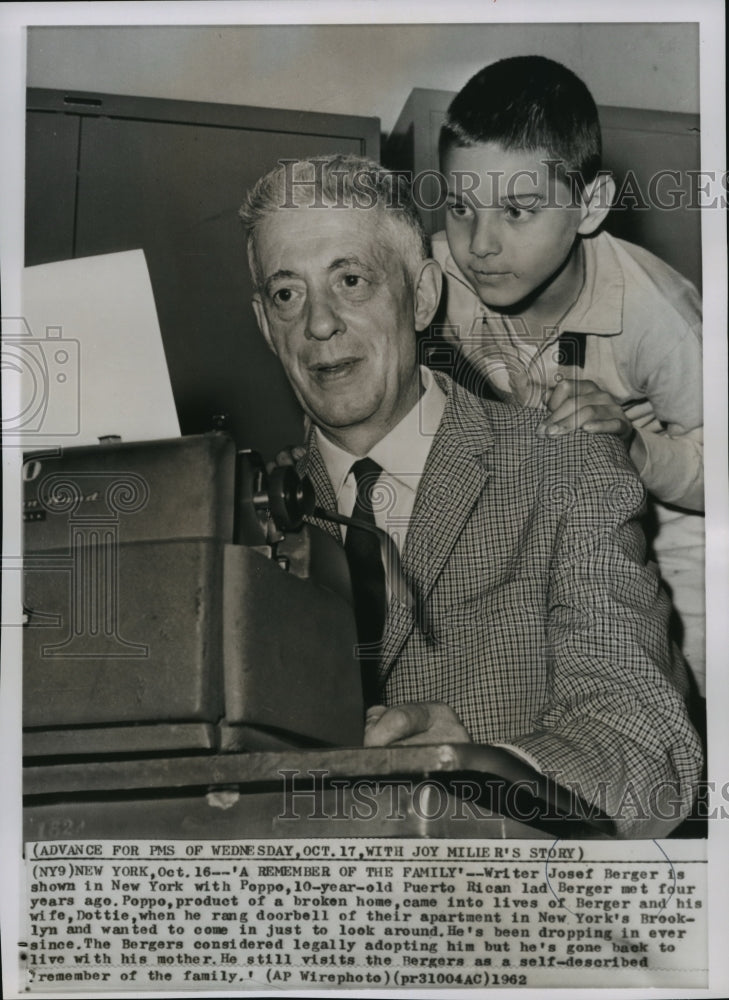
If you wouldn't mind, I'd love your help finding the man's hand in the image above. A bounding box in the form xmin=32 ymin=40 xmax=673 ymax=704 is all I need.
xmin=364 ymin=702 xmax=471 ymax=746
xmin=538 ymin=378 xmax=634 ymax=440
xmin=265 ymin=444 xmax=306 ymax=475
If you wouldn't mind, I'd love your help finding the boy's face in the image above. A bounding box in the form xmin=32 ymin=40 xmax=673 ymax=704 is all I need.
xmin=443 ymin=142 xmax=585 ymax=312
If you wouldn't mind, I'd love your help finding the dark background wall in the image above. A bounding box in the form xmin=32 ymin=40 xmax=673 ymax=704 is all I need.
xmin=25 ymin=91 xmax=379 ymax=456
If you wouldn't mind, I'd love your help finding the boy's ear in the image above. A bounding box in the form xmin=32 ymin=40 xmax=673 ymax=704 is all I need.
xmin=413 ymin=259 xmax=443 ymax=332
xmin=252 ymin=294 xmax=278 ymax=356
xmin=577 ymin=172 xmax=616 ymax=236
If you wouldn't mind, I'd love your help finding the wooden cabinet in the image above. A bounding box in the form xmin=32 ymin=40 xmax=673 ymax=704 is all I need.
xmin=25 ymin=89 xmax=380 ymax=456
xmin=385 ymin=88 xmax=701 ymax=290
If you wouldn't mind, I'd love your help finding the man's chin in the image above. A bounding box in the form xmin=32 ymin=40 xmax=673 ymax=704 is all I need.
xmin=305 ymin=403 xmax=375 ymax=434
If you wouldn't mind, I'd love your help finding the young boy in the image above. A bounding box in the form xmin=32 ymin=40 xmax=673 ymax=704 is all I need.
xmin=432 ymin=55 xmax=705 ymax=695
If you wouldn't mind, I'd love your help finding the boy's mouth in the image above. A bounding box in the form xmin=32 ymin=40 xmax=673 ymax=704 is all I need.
xmin=471 ymin=268 xmax=513 ymax=279
xmin=470 ymin=269 xmax=515 ymax=286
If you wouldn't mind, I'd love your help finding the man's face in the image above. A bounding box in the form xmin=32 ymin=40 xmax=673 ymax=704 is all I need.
xmin=443 ymin=142 xmax=585 ymax=311
xmin=252 ymin=207 xmax=423 ymax=447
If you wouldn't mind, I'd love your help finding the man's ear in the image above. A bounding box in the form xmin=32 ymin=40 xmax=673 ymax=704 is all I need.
xmin=577 ymin=172 xmax=616 ymax=236
xmin=413 ymin=259 xmax=443 ymax=332
xmin=252 ymin=294 xmax=278 ymax=356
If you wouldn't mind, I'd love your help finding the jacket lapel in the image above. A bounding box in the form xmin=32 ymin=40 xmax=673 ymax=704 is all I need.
xmin=378 ymin=377 xmax=495 ymax=678
xmin=297 ymin=437 xmax=342 ymax=542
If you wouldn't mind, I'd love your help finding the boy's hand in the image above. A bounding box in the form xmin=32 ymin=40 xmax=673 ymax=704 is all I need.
xmin=538 ymin=378 xmax=634 ymax=441
xmin=363 ymin=702 xmax=471 ymax=746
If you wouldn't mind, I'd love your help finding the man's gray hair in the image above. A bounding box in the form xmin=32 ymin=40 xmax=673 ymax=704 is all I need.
xmin=239 ymin=154 xmax=430 ymax=288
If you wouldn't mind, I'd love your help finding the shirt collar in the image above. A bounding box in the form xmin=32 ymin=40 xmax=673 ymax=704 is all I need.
xmin=443 ymin=232 xmax=625 ymax=337
xmin=315 ymin=365 xmax=446 ymax=501
xmin=558 ymin=234 xmax=624 ymax=336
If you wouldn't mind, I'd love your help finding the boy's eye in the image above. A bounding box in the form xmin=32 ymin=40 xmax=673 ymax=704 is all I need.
xmin=504 ymin=203 xmax=535 ymax=221
xmin=446 ymin=200 xmax=471 ymax=219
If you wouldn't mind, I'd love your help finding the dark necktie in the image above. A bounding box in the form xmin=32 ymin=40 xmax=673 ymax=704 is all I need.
xmin=344 ymin=458 xmax=387 ymax=707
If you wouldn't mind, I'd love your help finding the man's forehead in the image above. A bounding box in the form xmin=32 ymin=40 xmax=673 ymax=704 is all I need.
xmin=261 ymin=201 xmax=381 ymax=229
xmin=254 ymin=205 xmax=390 ymax=267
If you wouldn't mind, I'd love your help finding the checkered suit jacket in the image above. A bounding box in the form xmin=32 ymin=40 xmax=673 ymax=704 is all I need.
xmin=300 ymin=373 xmax=702 ymax=835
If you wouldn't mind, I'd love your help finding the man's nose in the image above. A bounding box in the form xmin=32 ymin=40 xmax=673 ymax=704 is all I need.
xmin=305 ymin=290 xmax=345 ymax=340
xmin=469 ymin=212 xmax=502 ymax=257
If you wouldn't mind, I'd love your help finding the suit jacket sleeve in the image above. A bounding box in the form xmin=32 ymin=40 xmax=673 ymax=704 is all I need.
xmin=507 ymin=431 xmax=702 ymax=838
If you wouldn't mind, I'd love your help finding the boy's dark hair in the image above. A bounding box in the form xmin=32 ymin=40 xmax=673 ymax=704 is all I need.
xmin=439 ymin=55 xmax=602 ymax=189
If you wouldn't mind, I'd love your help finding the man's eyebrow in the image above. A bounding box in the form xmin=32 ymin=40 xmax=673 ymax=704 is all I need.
xmin=328 ymin=255 xmax=375 ymax=273
xmin=263 ymin=269 xmax=299 ymax=292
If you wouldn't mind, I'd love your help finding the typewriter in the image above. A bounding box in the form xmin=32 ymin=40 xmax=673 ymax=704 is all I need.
xmin=22 ymin=434 xmax=613 ymax=840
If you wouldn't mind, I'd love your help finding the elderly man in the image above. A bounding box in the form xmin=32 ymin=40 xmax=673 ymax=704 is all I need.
xmin=240 ymin=154 xmax=701 ymax=835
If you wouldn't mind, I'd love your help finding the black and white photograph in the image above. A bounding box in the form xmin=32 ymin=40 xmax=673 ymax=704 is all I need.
xmin=1 ymin=2 xmax=726 ymax=997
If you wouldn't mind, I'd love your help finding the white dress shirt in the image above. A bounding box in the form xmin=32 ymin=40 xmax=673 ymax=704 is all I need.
xmin=315 ymin=365 xmax=447 ymax=559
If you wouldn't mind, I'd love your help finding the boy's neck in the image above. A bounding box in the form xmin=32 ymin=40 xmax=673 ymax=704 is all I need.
xmin=499 ymin=241 xmax=585 ymax=341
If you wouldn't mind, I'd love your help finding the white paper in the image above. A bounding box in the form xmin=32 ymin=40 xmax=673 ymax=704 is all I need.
xmin=16 ymin=250 xmax=180 ymax=448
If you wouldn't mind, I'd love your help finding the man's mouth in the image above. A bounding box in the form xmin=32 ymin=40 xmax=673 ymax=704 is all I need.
xmin=308 ymin=357 xmax=362 ymax=381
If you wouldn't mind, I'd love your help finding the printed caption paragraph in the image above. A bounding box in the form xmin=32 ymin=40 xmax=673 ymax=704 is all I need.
xmin=23 ymin=839 xmax=706 ymax=991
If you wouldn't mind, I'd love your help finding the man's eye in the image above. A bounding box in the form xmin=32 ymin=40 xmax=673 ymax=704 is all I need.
xmin=338 ymin=273 xmax=371 ymax=295
xmin=271 ymin=286 xmax=304 ymax=309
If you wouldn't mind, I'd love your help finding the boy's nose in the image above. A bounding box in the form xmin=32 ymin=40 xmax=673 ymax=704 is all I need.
xmin=305 ymin=289 xmax=345 ymax=341
xmin=469 ymin=213 xmax=502 ymax=257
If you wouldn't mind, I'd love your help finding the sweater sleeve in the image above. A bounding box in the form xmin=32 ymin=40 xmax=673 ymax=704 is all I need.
xmin=614 ymin=253 xmax=703 ymax=511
